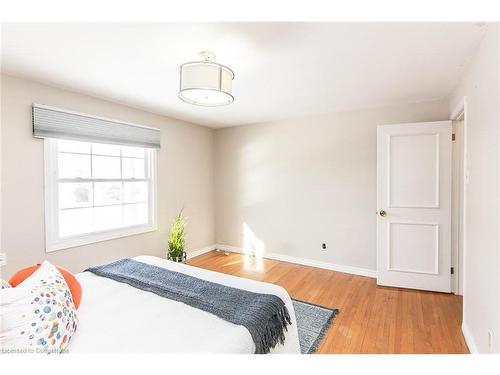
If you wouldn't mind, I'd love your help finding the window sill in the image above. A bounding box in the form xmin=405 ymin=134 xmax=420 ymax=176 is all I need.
xmin=45 ymin=224 xmax=157 ymax=253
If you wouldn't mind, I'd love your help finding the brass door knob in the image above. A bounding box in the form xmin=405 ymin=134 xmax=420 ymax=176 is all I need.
xmin=379 ymin=210 xmax=387 ymax=217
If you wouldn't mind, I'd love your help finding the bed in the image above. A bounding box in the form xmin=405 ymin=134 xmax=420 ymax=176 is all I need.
xmin=69 ymin=255 xmax=301 ymax=353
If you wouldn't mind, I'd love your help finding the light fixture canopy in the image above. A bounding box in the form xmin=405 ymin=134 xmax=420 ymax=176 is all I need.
xmin=178 ymin=51 xmax=235 ymax=107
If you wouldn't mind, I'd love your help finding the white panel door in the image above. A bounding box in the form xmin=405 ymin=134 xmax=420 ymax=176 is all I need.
xmin=377 ymin=121 xmax=452 ymax=292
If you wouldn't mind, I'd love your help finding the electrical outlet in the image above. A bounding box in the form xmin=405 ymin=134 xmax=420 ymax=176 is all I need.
xmin=0 ymin=252 xmax=6 ymax=266
xmin=488 ymin=331 xmax=493 ymax=353
xmin=322 ymin=243 xmax=327 ymax=250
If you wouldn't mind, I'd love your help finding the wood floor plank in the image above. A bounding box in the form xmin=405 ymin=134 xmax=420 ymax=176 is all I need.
xmin=188 ymin=251 xmax=469 ymax=354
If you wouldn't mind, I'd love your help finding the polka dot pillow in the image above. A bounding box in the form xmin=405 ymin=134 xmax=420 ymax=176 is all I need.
xmin=0 ymin=261 xmax=78 ymax=354
xmin=1 ymin=279 xmax=11 ymax=289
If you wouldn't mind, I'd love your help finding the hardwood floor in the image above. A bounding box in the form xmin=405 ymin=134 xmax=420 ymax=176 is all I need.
xmin=188 ymin=251 xmax=469 ymax=354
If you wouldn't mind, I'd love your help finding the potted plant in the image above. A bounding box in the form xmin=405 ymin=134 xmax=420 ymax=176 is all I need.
xmin=167 ymin=209 xmax=187 ymax=263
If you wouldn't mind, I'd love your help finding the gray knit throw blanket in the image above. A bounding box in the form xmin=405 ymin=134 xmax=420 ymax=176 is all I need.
xmin=85 ymin=258 xmax=291 ymax=354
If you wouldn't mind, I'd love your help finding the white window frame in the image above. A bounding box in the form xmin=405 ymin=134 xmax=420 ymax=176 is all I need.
xmin=44 ymin=138 xmax=157 ymax=252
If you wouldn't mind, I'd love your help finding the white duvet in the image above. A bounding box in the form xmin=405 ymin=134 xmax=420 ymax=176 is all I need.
xmin=69 ymin=256 xmax=301 ymax=354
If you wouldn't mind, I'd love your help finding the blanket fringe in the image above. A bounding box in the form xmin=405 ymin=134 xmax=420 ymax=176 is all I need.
xmin=255 ymin=305 xmax=292 ymax=354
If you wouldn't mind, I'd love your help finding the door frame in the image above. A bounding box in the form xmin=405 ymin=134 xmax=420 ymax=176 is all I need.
xmin=450 ymin=96 xmax=468 ymax=296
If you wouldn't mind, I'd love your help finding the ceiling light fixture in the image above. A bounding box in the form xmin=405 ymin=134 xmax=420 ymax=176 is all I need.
xmin=178 ymin=51 xmax=235 ymax=107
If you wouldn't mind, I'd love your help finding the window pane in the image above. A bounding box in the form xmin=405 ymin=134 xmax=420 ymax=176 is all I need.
xmin=94 ymin=182 xmax=122 ymax=206
xmin=58 ymin=153 xmax=91 ymax=178
xmin=59 ymin=182 xmax=93 ymax=209
xmin=92 ymin=155 xmax=121 ymax=179
xmin=124 ymin=203 xmax=148 ymax=226
xmin=94 ymin=205 xmax=123 ymax=231
xmin=50 ymin=140 xmax=154 ymax=246
xmin=59 ymin=208 xmax=93 ymax=237
xmin=123 ymin=181 xmax=148 ymax=203
xmin=58 ymin=140 xmax=91 ymax=154
xmin=122 ymin=158 xmax=145 ymax=179
xmin=121 ymin=146 xmax=145 ymax=158
xmin=92 ymin=143 xmax=121 ymax=156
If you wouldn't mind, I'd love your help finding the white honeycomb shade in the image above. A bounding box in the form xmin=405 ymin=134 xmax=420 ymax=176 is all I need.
xmin=178 ymin=62 xmax=234 ymax=106
xmin=33 ymin=104 xmax=161 ymax=149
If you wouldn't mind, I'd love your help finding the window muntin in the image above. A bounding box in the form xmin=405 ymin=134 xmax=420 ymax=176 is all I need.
xmin=45 ymin=139 xmax=156 ymax=251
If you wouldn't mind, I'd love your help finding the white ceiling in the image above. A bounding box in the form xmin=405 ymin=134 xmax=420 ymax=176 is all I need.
xmin=1 ymin=23 xmax=487 ymax=128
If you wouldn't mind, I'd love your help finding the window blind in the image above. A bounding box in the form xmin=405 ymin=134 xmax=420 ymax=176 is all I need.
xmin=32 ymin=104 xmax=161 ymax=149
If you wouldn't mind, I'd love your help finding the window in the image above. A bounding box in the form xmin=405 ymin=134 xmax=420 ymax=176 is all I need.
xmin=44 ymin=138 xmax=157 ymax=252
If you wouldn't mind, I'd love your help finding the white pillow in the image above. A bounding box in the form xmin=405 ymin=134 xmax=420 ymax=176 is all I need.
xmin=0 ymin=261 xmax=78 ymax=354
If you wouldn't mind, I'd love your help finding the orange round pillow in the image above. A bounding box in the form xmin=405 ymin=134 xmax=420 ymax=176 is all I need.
xmin=9 ymin=264 xmax=82 ymax=309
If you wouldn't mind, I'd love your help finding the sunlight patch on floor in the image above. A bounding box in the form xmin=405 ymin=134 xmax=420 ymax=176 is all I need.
xmin=243 ymin=222 xmax=265 ymax=272
xmin=220 ymin=259 xmax=243 ymax=267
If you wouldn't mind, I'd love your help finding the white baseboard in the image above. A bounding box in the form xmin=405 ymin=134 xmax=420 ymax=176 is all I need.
xmin=462 ymin=322 xmax=478 ymax=354
xmin=186 ymin=244 xmax=217 ymax=260
xmin=215 ymin=244 xmax=377 ymax=278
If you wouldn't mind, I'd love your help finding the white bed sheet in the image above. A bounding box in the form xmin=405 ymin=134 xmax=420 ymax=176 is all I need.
xmin=69 ymin=256 xmax=301 ymax=354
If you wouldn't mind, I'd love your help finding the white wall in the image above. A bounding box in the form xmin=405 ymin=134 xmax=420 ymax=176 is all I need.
xmin=214 ymin=100 xmax=449 ymax=272
xmin=449 ymin=24 xmax=499 ymax=354
xmin=1 ymin=75 xmax=215 ymax=277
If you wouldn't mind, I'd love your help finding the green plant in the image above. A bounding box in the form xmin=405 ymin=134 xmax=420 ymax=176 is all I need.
xmin=167 ymin=209 xmax=186 ymax=259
